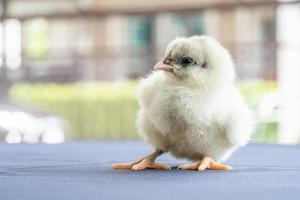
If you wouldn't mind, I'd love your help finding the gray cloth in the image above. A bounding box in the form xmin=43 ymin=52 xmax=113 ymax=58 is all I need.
xmin=0 ymin=141 xmax=300 ymax=200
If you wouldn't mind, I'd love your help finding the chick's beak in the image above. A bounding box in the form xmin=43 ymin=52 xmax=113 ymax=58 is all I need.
xmin=153 ymin=61 xmax=174 ymax=73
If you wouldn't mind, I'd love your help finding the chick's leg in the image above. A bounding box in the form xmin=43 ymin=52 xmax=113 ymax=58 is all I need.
xmin=178 ymin=156 xmax=232 ymax=171
xmin=112 ymin=149 xmax=170 ymax=171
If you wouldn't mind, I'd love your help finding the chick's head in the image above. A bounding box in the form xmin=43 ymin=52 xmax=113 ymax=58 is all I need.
xmin=154 ymin=36 xmax=236 ymax=89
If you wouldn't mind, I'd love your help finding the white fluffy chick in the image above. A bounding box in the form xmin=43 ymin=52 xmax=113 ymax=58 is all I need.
xmin=113 ymin=36 xmax=254 ymax=171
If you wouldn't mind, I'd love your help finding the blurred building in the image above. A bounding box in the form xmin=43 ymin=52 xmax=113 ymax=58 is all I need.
xmin=0 ymin=0 xmax=278 ymax=88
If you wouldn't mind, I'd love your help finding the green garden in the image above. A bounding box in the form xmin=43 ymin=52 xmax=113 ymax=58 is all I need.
xmin=9 ymin=81 xmax=277 ymax=142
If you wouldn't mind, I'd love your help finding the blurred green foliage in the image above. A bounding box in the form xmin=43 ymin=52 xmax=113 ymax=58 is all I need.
xmin=238 ymin=81 xmax=277 ymax=109
xmin=9 ymin=81 xmax=277 ymax=142
xmin=24 ymin=18 xmax=49 ymax=61
xmin=238 ymin=81 xmax=277 ymax=142
xmin=10 ymin=82 xmax=139 ymax=139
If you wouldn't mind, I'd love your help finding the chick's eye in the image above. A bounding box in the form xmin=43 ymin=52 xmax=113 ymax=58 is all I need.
xmin=163 ymin=59 xmax=172 ymax=65
xmin=181 ymin=57 xmax=194 ymax=66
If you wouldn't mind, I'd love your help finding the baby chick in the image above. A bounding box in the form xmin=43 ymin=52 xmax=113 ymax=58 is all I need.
xmin=112 ymin=36 xmax=254 ymax=171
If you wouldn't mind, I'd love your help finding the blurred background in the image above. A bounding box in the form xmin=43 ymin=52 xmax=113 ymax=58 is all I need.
xmin=0 ymin=0 xmax=299 ymax=144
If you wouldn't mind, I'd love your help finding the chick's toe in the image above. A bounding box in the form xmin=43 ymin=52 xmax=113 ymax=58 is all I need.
xmin=178 ymin=157 xmax=232 ymax=171
xmin=132 ymin=159 xmax=170 ymax=171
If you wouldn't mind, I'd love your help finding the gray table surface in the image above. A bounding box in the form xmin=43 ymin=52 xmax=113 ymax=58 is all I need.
xmin=0 ymin=141 xmax=300 ymax=200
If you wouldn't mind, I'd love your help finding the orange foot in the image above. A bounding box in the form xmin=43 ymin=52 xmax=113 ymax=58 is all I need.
xmin=177 ymin=156 xmax=232 ymax=171
xmin=112 ymin=159 xmax=170 ymax=171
